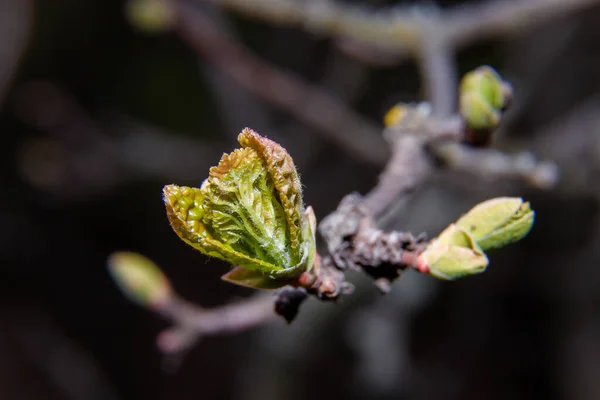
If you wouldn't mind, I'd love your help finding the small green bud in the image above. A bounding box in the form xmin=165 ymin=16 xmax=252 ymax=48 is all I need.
xmin=459 ymin=66 xmax=512 ymax=132
xmin=125 ymin=0 xmax=174 ymax=34
xmin=417 ymin=197 xmax=535 ymax=280
xmin=455 ymin=197 xmax=535 ymax=251
xmin=417 ymin=224 xmax=489 ymax=280
xmin=108 ymin=251 xmax=172 ymax=309
xmin=461 ymin=66 xmax=505 ymax=109
xmin=164 ymin=128 xmax=317 ymax=289
xmin=460 ymin=91 xmax=502 ymax=131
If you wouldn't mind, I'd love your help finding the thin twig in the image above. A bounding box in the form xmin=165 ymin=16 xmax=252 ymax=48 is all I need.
xmin=156 ymin=294 xmax=277 ymax=353
xmin=437 ymin=143 xmax=559 ymax=189
xmin=192 ymin=0 xmax=422 ymax=53
xmin=165 ymin=294 xmax=277 ymax=334
xmin=364 ymin=136 xmax=431 ymax=218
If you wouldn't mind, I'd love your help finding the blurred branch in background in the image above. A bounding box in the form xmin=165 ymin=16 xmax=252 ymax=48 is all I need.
xmin=0 ymin=0 xmax=32 ymax=107
xmin=179 ymin=0 xmax=600 ymax=117
xmin=14 ymin=82 xmax=229 ymax=198
xmin=171 ymin=0 xmax=389 ymax=166
xmin=18 ymin=0 xmax=587 ymax=199
xmin=511 ymin=96 xmax=600 ymax=196
xmin=182 ymin=0 xmax=600 ymax=53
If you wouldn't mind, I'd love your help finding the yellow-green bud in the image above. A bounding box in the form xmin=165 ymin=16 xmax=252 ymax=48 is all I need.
xmin=417 ymin=224 xmax=488 ymax=280
xmin=108 ymin=252 xmax=172 ymax=309
xmin=417 ymin=197 xmax=535 ymax=280
xmin=460 ymin=91 xmax=502 ymax=131
xmin=455 ymin=197 xmax=535 ymax=251
xmin=383 ymin=104 xmax=407 ymax=127
xmin=459 ymin=66 xmax=511 ymax=132
xmin=125 ymin=0 xmax=174 ymax=34
xmin=163 ymin=128 xmax=317 ymax=289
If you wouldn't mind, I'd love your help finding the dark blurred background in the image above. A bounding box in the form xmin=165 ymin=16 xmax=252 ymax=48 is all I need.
xmin=2 ymin=0 xmax=600 ymax=399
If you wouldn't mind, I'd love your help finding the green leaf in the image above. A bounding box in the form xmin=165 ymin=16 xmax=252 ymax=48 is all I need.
xmin=238 ymin=128 xmax=303 ymax=252
xmin=163 ymin=128 xmax=317 ymax=286
xmin=221 ymin=266 xmax=292 ymax=290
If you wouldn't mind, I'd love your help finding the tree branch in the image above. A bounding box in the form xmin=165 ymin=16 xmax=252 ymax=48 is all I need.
xmin=146 ymin=104 xmax=557 ymax=353
xmin=156 ymin=294 xmax=277 ymax=354
xmin=186 ymin=0 xmax=599 ymax=59
xmin=109 ymin=0 xmax=571 ymax=356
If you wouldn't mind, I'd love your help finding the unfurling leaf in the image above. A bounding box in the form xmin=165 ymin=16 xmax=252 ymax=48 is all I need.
xmin=418 ymin=197 xmax=535 ymax=280
xmin=108 ymin=251 xmax=172 ymax=309
xmin=163 ymin=128 xmax=317 ymax=289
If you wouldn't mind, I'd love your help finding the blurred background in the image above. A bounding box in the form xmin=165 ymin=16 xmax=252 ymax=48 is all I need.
xmin=2 ymin=0 xmax=600 ymax=399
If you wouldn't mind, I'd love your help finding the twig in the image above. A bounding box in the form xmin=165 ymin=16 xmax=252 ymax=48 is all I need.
xmin=364 ymin=136 xmax=431 ymax=218
xmin=436 ymin=143 xmax=559 ymax=189
xmin=156 ymin=294 xmax=277 ymax=353
xmin=191 ymin=0 xmax=422 ymax=54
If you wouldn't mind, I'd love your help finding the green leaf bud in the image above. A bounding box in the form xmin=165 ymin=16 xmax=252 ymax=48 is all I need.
xmin=417 ymin=224 xmax=489 ymax=280
xmin=108 ymin=251 xmax=172 ymax=309
xmin=163 ymin=128 xmax=317 ymax=289
xmin=125 ymin=0 xmax=174 ymax=34
xmin=460 ymin=91 xmax=502 ymax=131
xmin=455 ymin=197 xmax=535 ymax=251
xmin=418 ymin=197 xmax=535 ymax=280
xmin=459 ymin=65 xmax=512 ymax=132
